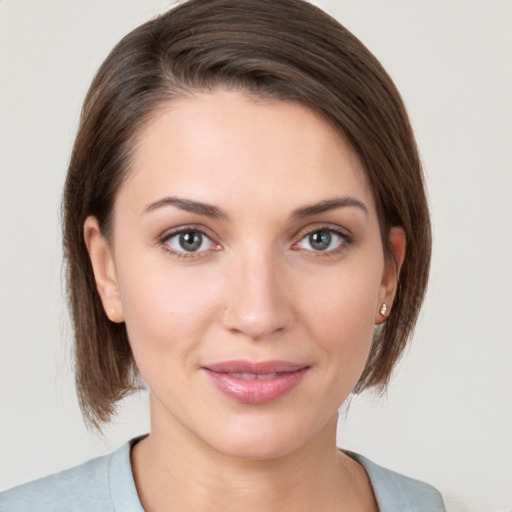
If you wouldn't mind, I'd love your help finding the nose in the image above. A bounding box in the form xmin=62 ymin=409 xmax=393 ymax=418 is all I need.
xmin=221 ymin=248 xmax=293 ymax=341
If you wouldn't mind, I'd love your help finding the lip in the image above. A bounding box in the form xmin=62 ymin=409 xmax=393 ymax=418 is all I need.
xmin=202 ymin=360 xmax=309 ymax=404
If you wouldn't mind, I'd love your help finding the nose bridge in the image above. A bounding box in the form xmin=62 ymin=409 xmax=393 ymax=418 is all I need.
xmin=221 ymin=241 xmax=291 ymax=340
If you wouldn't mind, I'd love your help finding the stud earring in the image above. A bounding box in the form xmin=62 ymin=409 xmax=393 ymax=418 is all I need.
xmin=379 ymin=303 xmax=389 ymax=317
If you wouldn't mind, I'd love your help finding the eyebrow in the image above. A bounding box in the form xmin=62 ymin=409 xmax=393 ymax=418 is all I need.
xmin=143 ymin=195 xmax=368 ymax=220
xmin=143 ymin=196 xmax=228 ymax=219
xmin=292 ymin=197 xmax=368 ymax=219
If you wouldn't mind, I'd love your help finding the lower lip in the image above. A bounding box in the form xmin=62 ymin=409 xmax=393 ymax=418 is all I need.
xmin=203 ymin=368 xmax=309 ymax=404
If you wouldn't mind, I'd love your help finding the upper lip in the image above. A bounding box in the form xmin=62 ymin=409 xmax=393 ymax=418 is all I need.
xmin=203 ymin=360 xmax=309 ymax=374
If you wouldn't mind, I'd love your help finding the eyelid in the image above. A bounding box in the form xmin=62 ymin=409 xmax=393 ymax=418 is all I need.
xmin=158 ymin=224 xmax=222 ymax=257
xmin=291 ymin=223 xmax=353 ymax=253
xmin=291 ymin=222 xmax=352 ymax=242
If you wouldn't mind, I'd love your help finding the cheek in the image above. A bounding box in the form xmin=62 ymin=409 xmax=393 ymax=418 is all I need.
xmin=296 ymin=264 xmax=382 ymax=361
xmin=116 ymin=259 xmax=222 ymax=368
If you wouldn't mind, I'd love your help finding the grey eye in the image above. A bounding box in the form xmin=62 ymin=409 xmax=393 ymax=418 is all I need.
xmin=167 ymin=230 xmax=213 ymax=253
xmin=180 ymin=232 xmax=202 ymax=251
xmin=309 ymin=231 xmax=332 ymax=251
xmin=298 ymin=229 xmax=344 ymax=252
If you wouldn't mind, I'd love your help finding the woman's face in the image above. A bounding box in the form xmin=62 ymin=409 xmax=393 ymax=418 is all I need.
xmin=86 ymin=90 xmax=403 ymax=459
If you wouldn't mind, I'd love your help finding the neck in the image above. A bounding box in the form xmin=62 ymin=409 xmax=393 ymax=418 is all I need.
xmin=131 ymin=398 xmax=376 ymax=512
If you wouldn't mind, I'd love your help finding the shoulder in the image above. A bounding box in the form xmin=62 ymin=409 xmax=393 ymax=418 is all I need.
xmin=0 ymin=451 xmax=112 ymax=512
xmin=0 ymin=439 xmax=144 ymax=512
xmin=347 ymin=452 xmax=446 ymax=512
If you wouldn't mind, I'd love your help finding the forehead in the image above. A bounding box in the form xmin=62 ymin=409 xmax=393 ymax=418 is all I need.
xmin=119 ymin=90 xmax=375 ymax=218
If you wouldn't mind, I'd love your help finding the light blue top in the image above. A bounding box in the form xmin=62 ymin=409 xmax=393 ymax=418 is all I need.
xmin=1 ymin=437 xmax=445 ymax=511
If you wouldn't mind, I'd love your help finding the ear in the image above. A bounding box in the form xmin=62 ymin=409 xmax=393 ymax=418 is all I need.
xmin=375 ymin=227 xmax=406 ymax=324
xmin=83 ymin=216 xmax=124 ymax=323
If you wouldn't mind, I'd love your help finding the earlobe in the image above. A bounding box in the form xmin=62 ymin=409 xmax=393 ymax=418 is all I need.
xmin=83 ymin=216 xmax=124 ymax=323
xmin=375 ymin=227 xmax=406 ymax=324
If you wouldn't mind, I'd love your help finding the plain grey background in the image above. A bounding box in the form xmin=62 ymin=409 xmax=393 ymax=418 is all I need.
xmin=1 ymin=2 xmax=511 ymax=511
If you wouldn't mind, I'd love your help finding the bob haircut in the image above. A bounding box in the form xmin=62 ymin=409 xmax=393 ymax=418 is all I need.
xmin=63 ymin=0 xmax=431 ymax=428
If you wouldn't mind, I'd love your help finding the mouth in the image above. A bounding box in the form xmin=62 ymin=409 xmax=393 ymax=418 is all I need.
xmin=202 ymin=360 xmax=310 ymax=404
xmin=229 ymin=372 xmax=281 ymax=380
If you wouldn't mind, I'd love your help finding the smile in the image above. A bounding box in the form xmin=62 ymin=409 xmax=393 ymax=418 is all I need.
xmin=230 ymin=372 xmax=279 ymax=380
xmin=202 ymin=360 xmax=309 ymax=404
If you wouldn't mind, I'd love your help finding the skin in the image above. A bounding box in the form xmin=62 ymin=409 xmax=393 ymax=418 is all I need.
xmin=85 ymin=90 xmax=405 ymax=512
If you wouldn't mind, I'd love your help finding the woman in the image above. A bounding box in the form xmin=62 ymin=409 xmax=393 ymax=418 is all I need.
xmin=1 ymin=0 xmax=445 ymax=510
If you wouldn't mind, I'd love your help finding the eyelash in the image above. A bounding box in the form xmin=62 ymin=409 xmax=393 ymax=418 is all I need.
xmin=292 ymin=225 xmax=352 ymax=257
xmin=159 ymin=225 xmax=220 ymax=260
xmin=158 ymin=224 xmax=352 ymax=260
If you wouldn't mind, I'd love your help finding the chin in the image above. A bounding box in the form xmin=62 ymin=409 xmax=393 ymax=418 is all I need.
xmin=201 ymin=413 xmax=330 ymax=462
xmin=212 ymin=435 xmax=304 ymax=462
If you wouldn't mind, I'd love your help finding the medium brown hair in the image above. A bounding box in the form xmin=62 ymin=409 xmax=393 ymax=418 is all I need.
xmin=63 ymin=0 xmax=431 ymax=428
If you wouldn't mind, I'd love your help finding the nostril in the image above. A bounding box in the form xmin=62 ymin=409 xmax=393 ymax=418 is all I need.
xmin=221 ymin=305 xmax=291 ymax=340
xmin=220 ymin=258 xmax=293 ymax=339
